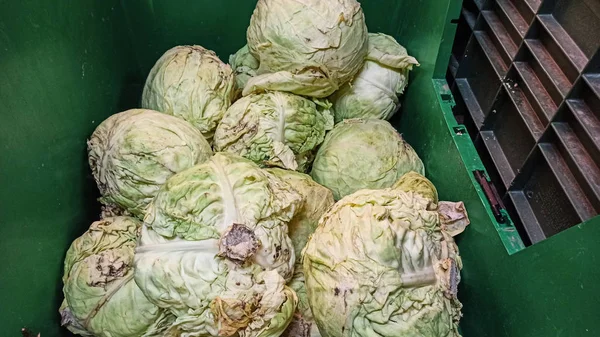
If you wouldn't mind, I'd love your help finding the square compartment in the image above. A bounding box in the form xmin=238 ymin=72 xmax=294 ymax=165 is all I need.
xmin=482 ymin=88 xmax=539 ymax=179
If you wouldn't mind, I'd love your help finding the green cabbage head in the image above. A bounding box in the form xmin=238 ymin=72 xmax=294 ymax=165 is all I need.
xmin=265 ymin=169 xmax=334 ymax=337
xmin=245 ymin=0 xmax=368 ymax=98
xmin=330 ymin=33 xmax=419 ymax=123
xmin=214 ymin=92 xmax=334 ymax=172
xmin=393 ymin=171 xmax=439 ymax=208
xmin=310 ymin=119 xmax=424 ymax=200
xmin=303 ymin=189 xmax=463 ymax=337
xmin=331 ymin=33 xmax=419 ymax=123
xmin=265 ymin=168 xmax=334 ymax=262
xmin=88 ymin=109 xmax=213 ymax=218
xmin=60 ymin=216 xmax=174 ymax=337
xmin=142 ymin=45 xmax=236 ymax=140
xmin=229 ymin=45 xmax=259 ymax=95
xmin=134 ymin=153 xmax=302 ymax=337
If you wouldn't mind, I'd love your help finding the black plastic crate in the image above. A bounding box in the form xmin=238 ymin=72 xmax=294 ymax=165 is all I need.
xmin=448 ymin=0 xmax=600 ymax=244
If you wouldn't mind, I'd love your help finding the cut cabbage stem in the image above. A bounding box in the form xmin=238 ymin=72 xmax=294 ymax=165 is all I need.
xmin=400 ymin=268 xmax=437 ymax=287
xmin=219 ymin=223 xmax=259 ymax=263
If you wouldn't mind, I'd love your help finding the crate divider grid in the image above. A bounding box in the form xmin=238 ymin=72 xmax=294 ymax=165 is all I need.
xmin=448 ymin=0 xmax=600 ymax=244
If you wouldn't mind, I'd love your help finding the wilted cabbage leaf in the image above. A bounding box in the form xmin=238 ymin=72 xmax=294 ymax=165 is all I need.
xmin=134 ymin=153 xmax=302 ymax=337
xmin=310 ymin=119 xmax=424 ymax=200
xmin=88 ymin=109 xmax=212 ymax=218
xmin=438 ymin=201 xmax=470 ymax=237
xmin=230 ymin=45 xmax=259 ymax=96
xmin=245 ymin=0 xmax=368 ymax=98
xmin=265 ymin=168 xmax=334 ymax=260
xmin=303 ymin=189 xmax=463 ymax=337
xmin=214 ymin=92 xmax=334 ymax=172
xmin=330 ymin=33 xmax=419 ymax=123
xmin=283 ymin=271 xmax=320 ymax=337
xmin=142 ymin=45 xmax=236 ymax=140
xmin=60 ymin=217 xmax=174 ymax=337
xmin=393 ymin=172 xmax=470 ymax=236
xmin=265 ymin=168 xmax=334 ymax=337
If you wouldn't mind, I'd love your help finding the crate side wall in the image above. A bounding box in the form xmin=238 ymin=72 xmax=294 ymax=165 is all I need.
xmin=458 ymin=214 xmax=600 ymax=337
xmin=120 ymin=0 xmax=460 ymax=83
xmin=0 ymin=1 xmax=141 ymax=336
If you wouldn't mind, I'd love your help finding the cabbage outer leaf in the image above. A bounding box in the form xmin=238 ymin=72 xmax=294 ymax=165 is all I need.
xmin=303 ymin=189 xmax=462 ymax=337
xmin=134 ymin=153 xmax=302 ymax=337
xmin=214 ymin=92 xmax=333 ymax=172
xmin=142 ymin=45 xmax=236 ymax=141
xmin=330 ymin=33 xmax=419 ymax=122
xmin=230 ymin=45 xmax=260 ymax=96
xmin=88 ymin=109 xmax=213 ymax=218
xmin=245 ymin=0 xmax=368 ymax=98
xmin=266 ymin=168 xmax=334 ymax=337
xmin=392 ymin=171 xmax=439 ymax=209
xmin=60 ymin=217 xmax=174 ymax=337
xmin=310 ymin=119 xmax=424 ymax=200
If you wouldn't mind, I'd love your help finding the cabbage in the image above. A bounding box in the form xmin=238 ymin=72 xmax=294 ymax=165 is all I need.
xmin=265 ymin=168 xmax=334 ymax=260
xmin=60 ymin=217 xmax=174 ymax=337
xmin=134 ymin=153 xmax=302 ymax=337
xmin=88 ymin=109 xmax=213 ymax=218
xmin=265 ymin=169 xmax=334 ymax=337
xmin=245 ymin=0 xmax=368 ymax=98
xmin=393 ymin=172 xmax=470 ymax=236
xmin=303 ymin=189 xmax=463 ymax=337
xmin=142 ymin=45 xmax=236 ymax=140
xmin=214 ymin=92 xmax=334 ymax=172
xmin=283 ymin=271 xmax=321 ymax=337
xmin=310 ymin=119 xmax=424 ymax=200
xmin=393 ymin=171 xmax=439 ymax=209
xmin=88 ymin=109 xmax=213 ymax=217
xmin=229 ymin=45 xmax=259 ymax=95
xmin=330 ymin=33 xmax=419 ymax=123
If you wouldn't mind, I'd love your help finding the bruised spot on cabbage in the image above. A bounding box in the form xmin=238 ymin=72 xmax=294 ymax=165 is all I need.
xmin=219 ymin=223 xmax=260 ymax=264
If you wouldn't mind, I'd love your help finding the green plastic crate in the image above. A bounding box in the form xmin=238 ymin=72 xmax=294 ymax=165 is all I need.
xmin=0 ymin=1 xmax=598 ymax=336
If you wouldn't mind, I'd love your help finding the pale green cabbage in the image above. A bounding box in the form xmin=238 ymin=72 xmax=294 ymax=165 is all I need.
xmin=230 ymin=45 xmax=259 ymax=95
xmin=265 ymin=169 xmax=334 ymax=337
xmin=213 ymin=92 xmax=334 ymax=172
xmin=60 ymin=217 xmax=174 ymax=337
xmin=303 ymin=189 xmax=463 ymax=337
xmin=283 ymin=271 xmax=321 ymax=337
xmin=134 ymin=153 xmax=302 ymax=337
xmin=330 ymin=33 xmax=419 ymax=123
xmin=245 ymin=0 xmax=368 ymax=98
xmin=265 ymin=168 xmax=334 ymax=262
xmin=393 ymin=172 xmax=470 ymax=236
xmin=88 ymin=109 xmax=212 ymax=218
xmin=310 ymin=119 xmax=424 ymax=200
xmin=141 ymin=45 xmax=236 ymax=140
xmin=393 ymin=171 xmax=439 ymax=209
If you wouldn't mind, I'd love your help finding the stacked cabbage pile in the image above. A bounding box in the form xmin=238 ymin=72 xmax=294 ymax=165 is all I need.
xmin=61 ymin=1 xmax=470 ymax=336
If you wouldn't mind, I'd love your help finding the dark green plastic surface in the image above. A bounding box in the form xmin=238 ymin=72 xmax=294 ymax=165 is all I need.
xmin=0 ymin=2 xmax=138 ymax=336
xmin=0 ymin=1 xmax=598 ymax=336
